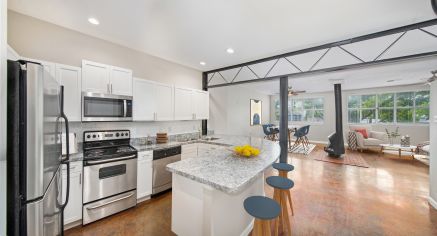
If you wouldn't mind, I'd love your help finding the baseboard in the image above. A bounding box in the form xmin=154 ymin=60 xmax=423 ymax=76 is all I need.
xmin=137 ymin=195 xmax=151 ymax=204
xmin=240 ymin=219 xmax=254 ymax=236
xmin=429 ymin=196 xmax=437 ymax=210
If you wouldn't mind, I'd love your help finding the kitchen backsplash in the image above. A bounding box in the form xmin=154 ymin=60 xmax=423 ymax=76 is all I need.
xmin=69 ymin=120 xmax=203 ymax=143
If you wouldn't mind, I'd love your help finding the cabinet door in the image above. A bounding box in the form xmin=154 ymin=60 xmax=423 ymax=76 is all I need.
xmin=155 ymin=83 xmax=174 ymax=121
xmin=110 ymin=66 xmax=133 ymax=96
xmin=82 ymin=60 xmax=110 ymax=94
xmin=137 ymin=152 xmax=153 ymax=199
xmin=133 ymin=78 xmax=156 ymax=121
xmin=62 ymin=169 xmax=82 ymax=224
xmin=174 ymin=87 xmax=194 ymax=120
xmin=193 ymin=90 xmax=209 ymax=120
xmin=56 ymin=64 xmax=82 ymax=121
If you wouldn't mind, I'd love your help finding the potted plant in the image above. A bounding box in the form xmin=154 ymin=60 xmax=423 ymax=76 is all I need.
xmin=385 ymin=127 xmax=400 ymax=145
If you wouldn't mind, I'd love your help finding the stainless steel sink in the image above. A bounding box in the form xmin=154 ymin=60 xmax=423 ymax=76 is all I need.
xmin=202 ymin=137 xmax=220 ymax=141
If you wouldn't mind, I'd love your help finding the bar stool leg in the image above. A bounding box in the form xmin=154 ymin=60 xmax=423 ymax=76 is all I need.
xmin=286 ymin=190 xmax=294 ymax=216
xmin=281 ymin=190 xmax=292 ymax=236
xmin=263 ymin=221 xmax=271 ymax=236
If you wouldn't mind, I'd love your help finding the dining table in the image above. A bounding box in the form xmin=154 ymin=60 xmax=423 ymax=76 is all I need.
xmin=272 ymin=124 xmax=301 ymax=147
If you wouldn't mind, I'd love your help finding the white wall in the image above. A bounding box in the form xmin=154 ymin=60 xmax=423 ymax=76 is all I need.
xmin=429 ymin=80 xmax=437 ymax=209
xmin=1 ymin=0 xmax=7 ymax=234
xmin=7 ymin=10 xmax=202 ymax=89
xmin=208 ymin=85 xmax=270 ymax=137
xmin=270 ymin=84 xmax=430 ymax=144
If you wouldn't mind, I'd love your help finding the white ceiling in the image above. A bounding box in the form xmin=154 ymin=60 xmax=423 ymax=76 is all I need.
xmin=8 ymin=0 xmax=436 ymax=71
xmin=233 ymin=56 xmax=437 ymax=95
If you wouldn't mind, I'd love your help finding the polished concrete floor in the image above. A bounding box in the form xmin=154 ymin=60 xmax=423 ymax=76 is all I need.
xmin=66 ymin=147 xmax=437 ymax=236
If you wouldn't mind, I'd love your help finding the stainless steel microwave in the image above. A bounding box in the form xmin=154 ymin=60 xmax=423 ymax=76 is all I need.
xmin=82 ymin=92 xmax=133 ymax=122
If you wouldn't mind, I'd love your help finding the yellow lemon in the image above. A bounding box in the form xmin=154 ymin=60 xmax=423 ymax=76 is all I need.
xmin=242 ymin=149 xmax=251 ymax=157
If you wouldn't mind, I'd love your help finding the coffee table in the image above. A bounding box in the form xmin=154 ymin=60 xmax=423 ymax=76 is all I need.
xmin=379 ymin=144 xmax=417 ymax=159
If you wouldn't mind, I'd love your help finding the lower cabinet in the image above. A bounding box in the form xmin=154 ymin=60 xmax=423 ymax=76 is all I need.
xmin=62 ymin=161 xmax=83 ymax=225
xmin=137 ymin=151 xmax=153 ymax=201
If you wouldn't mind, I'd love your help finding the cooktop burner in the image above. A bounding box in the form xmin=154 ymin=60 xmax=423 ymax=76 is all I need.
xmin=84 ymin=145 xmax=137 ymax=159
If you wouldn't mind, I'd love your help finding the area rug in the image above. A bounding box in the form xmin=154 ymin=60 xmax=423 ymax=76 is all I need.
xmin=288 ymin=143 xmax=316 ymax=155
xmin=313 ymin=152 xmax=370 ymax=168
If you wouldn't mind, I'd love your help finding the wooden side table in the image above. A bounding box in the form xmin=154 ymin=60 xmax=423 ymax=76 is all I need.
xmin=379 ymin=144 xmax=417 ymax=159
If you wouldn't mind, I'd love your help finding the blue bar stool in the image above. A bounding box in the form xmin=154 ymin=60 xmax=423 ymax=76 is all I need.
xmin=272 ymin=162 xmax=294 ymax=178
xmin=266 ymin=176 xmax=295 ymax=235
xmin=244 ymin=196 xmax=280 ymax=236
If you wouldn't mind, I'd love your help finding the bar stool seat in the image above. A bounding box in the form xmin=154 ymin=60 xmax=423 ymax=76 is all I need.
xmin=272 ymin=163 xmax=294 ymax=178
xmin=272 ymin=163 xmax=294 ymax=172
xmin=244 ymin=196 xmax=280 ymax=236
xmin=266 ymin=176 xmax=294 ymax=190
xmin=266 ymin=176 xmax=295 ymax=235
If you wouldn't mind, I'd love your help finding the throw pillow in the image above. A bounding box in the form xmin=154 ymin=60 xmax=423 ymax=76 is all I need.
xmin=354 ymin=129 xmax=368 ymax=139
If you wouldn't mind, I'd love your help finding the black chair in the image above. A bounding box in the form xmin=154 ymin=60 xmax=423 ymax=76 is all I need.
xmin=289 ymin=125 xmax=310 ymax=152
xmin=262 ymin=124 xmax=279 ymax=141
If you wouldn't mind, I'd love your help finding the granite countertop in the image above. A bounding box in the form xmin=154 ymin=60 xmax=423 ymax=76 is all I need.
xmin=166 ymin=135 xmax=280 ymax=194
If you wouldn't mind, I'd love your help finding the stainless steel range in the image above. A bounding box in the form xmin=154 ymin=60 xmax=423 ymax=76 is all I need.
xmin=82 ymin=130 xmax=137 ymax=225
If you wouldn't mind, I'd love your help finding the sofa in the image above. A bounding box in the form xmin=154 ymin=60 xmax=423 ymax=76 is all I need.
xmin=348 ymin=125 xmax=388 ymax=152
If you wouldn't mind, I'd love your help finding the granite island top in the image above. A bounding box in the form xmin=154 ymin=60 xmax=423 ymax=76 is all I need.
xmin=166 ymin=135 xmax=280 ymax=194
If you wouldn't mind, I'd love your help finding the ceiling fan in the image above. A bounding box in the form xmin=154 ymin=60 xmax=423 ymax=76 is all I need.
xmin=288 ymin=86 xmax=306 ymax=96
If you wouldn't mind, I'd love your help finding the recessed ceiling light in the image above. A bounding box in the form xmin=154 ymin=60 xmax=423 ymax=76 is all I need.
xmin=226 ymin=48 xmax=235 ymax=54
xmin=200 ymin=61 xmax=206 ymax=66
xmin=88 ymin=18 xmax=100 ymax=25
xmin=386 ymin=79 xmax=395 ymax=82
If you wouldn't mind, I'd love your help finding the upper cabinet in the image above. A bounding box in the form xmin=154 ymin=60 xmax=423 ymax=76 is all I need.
xmin=133 ymin=78 xmax=174 ymax=121
xmin=56 ymin=64 xmax=82 ymax=121
xmin=82 ymin=60 xmax=132 ymax=96
xmin=174 ymin=87 xmax=194 ymax=120
xmin=133 ymin=78 xmax=157 ymax=121
xmin=193 ymin=90 xmax=209 ymax=120
xmin=174 ymin=87 xmax=209 ymax=120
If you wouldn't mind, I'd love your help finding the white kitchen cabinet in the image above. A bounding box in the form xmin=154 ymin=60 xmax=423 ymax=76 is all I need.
xmin=62 ymin=161 xmax=83 ymax=225
xmin=193 ymin=90 xmax=209 ymax=120
xmin=56 ymin=64 xmax=82 ymax=121
xmin=81 ymin=60 xmax=111 ymax=94
xmin=137 ymin=151 xmax=153 ymax=201
xmin=174 ymin=87 xmax=194 ymax=120
xmin=181 ymin=143 xmax=198 ymax=160
xmin=133 ymin=78 xmax=157 ymax=121
xmin=155 ymin=83 xmax=174 ymax=121
xmin=110 ymin=66 xmax=133 ymax=96
xmin=133 ymin=79 xmax=173 ymax=121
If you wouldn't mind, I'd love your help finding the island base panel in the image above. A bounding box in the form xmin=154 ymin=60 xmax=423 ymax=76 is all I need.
xmin=171 ymin=173 xmax=265 ymax=236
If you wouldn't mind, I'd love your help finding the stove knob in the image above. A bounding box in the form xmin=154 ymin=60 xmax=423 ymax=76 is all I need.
xmin=116 ymin=133 xmax=120 ymax=137
xmin=92 ymin=135 xmax=96 ymax=138
xmin=125 ymin=132 xmax=129 ymax=137
xmin=121 ymin=133 xmax=124 ymax=137
xmin=87 ymin=135 xmax=91 ymax=139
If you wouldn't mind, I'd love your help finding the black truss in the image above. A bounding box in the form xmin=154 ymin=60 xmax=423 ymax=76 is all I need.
xmin=204 ymin=18 xmax=437 ymax=88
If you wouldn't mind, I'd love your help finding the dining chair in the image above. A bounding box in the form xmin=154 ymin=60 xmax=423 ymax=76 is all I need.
xmin=289 ymin=125 xmax=310 ymax=152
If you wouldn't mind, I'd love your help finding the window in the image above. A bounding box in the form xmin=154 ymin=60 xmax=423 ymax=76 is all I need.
xmin=273 ymin=97 xmax=324 ymax=123
xmin=347 ymin=90 xmax=429 ymax=124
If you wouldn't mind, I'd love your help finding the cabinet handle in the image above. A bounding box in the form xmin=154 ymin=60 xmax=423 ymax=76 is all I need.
xmin=107 ymin=84 xmax=110 ymax=93
xmin=79 ymin=173 xmax=82 ymax=185
xmin=111 ymin=84 xmax=113 ymax=94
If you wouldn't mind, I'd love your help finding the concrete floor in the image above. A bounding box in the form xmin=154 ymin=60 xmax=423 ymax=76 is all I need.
xmin=66 ymin=147 xmax=437 ymax=236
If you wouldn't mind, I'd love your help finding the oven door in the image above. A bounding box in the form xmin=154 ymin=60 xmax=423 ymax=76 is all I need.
xmin=82 ymin=92 xmax=133 ymax=122
xmin=83 ymin=156 xmax=137 ymax=203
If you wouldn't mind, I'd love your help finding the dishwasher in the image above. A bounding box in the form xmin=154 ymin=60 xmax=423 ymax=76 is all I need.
xmin=152 ymin=145 xmax=181 ymax=194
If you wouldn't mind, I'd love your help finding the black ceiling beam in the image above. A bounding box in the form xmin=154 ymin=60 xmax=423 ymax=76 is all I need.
xmin=206 ymin=51 xmax=437 ymax=88
xmin=204 ymin=18 xmax=437 ymax=74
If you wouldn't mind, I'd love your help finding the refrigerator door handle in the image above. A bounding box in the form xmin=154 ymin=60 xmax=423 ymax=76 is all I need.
xmin=59 ymin=86 xmax=70 ymax=213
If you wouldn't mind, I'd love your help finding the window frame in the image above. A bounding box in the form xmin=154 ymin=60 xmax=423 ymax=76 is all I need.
xmin=273 ymin=97 xmax=325 ymax=124
xmin=347 ymin=90 xmax=430 ymax=125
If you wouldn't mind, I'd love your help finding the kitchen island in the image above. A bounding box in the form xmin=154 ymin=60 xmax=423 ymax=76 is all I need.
xmin=166 ymin=135 xmax=280 ymax=236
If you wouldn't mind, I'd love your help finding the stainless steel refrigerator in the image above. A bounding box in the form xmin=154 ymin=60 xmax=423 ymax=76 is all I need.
xmin=7 ymin=60 xmax=71 ymax=236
